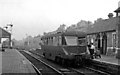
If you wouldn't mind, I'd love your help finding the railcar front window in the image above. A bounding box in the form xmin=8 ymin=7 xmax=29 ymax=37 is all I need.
xmin=65 ymin=36 xmax=77 ymax=46
xmin=78 ymin=38 xmax=86 ymax=46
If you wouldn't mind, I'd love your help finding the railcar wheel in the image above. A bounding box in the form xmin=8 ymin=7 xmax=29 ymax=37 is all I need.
xmin=74 ymin=56 xmax=83 ymax=67
xmin=55 ymin=57 xmax=61 ymax=64
xmin=55 ymin=57 xmax=59 ymax=63
xmin=61 ymin=59 xmax=65 ymax=65
xmin=66 ymin=59 xmax=71 ymax=66
xmin=44 ymin=53 xmax=48 ymax=59
xmin=43 ymin=53 xmax=45 ymax=56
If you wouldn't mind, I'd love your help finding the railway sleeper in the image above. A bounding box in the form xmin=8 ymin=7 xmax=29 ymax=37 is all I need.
xmin=90 ymin=64 xmax=117 ymax=75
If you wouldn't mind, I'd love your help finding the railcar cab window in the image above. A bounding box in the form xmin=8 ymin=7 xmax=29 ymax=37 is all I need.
xmin=78 ymin=37 xmax=86 ymax=46
xmin=64 ymin=36 xmax=77 ymax=46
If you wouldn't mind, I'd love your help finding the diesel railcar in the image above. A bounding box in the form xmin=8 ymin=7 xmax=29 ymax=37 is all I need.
xmin=41 ymin=31 xmax=90 ymax=66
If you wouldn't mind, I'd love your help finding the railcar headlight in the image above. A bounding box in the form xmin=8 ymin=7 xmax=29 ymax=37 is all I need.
xmin=80 ymin=52 xmax=86 ymax=55
xmin=70 ymin=53 xmax=76 ymax=55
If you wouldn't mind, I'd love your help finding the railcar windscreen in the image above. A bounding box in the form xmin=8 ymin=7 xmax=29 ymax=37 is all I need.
xmin=78 ymin=38 xmax=86 ymax=46
xmin=65 ymin=36 xmax=77 ymax=46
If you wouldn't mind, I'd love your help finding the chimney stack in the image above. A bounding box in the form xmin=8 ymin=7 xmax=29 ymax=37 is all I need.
xmin=118 ymin=1 xmax=120 ymax=7
xmin=108 ymin=13 xmax=113 ymax=18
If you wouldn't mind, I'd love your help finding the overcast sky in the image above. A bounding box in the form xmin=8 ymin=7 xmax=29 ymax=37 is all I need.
xmin=0 ymin=0 xmax=119 ymax=40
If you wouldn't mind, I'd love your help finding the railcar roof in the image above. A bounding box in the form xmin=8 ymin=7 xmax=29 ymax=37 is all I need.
xmin=41 ymin=31 xmax=86 ymax=39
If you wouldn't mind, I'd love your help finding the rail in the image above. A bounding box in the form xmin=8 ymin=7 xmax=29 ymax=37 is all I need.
xmin=29 ymin=50 xmax=111 ymax=75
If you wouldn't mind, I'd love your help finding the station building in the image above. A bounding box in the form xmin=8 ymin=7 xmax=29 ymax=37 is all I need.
xmin=86 ymin=7 xmax=120 ymax=59
xmin=0 ymin=27 xmax=11 ymax=49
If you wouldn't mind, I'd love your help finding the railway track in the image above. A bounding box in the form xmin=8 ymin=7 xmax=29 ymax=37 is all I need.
xmin=86 ymin=59 xmax=119 ymax=75
xmin=28 ymin=50 xmax=111 ymax=75
xmin=20 ymin=51 xmax=83 ymax=75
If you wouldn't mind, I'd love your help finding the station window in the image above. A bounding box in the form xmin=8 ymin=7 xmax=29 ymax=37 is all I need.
xmin=112 ymin=32 xmax=116 ymax=47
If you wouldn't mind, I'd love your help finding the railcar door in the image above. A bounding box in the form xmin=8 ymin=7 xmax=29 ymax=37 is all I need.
xmin=77 ymin=37 xmax=87 ymax=53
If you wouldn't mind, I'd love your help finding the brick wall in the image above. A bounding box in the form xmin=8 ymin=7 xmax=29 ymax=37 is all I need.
xmin=106 ymin=32 xmax=116 ymax=56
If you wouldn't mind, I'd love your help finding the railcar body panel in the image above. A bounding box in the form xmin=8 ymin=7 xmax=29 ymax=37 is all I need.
xmin=63 ymin=46 xmax=86 ymax=54
xmin=41 ymin=45 xmax=65 ymax=60
xmin=41 ymin=45 xmax=87 ymax=60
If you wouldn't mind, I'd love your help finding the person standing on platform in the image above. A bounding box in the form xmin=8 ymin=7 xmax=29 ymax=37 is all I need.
xmin=90 ymin=43 xmax=95 ymax=59
xmin=87 ymin=44 xmax=91 ymax=53
xmin=94 ymin=48 xmax=101 ymax=58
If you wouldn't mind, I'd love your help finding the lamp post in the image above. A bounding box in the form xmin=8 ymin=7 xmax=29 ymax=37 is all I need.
xmin=7 ymin=24 xmax=13 ymax=34
xmin=25 ymin=34 xmax=30 ymax=50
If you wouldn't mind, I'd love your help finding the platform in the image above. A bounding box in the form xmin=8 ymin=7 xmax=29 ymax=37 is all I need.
xmin=93 ymin=55 xmax=120 ymax=66
xmin=1 ymin=49 xmax=37 ymax=75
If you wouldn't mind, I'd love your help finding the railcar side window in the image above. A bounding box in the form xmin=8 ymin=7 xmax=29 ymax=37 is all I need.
xmin=58 ymin=36 xmax=62 ymax=45
xmin=47 ymin=37 xmax=53 ymax=45
xmin=62 ymin=36 xmax=67 ymax=45
xmin=42 ymin=39 xmax=46 ymax=45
